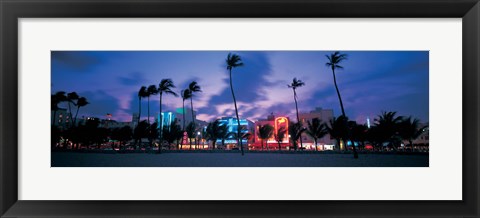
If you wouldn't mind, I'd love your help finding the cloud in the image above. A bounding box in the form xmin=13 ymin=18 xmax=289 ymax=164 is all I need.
xmin=51 ymin=51 xmax=102 ymax=72
xmin=117 ymin=72 xmax=146 ymax=86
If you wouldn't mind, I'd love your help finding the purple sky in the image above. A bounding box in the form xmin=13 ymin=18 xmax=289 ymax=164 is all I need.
xmin=51 ymin=51 xmax=429 ymax=124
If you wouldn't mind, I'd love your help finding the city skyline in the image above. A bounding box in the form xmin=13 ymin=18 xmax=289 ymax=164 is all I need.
xmin=51 ymin=51 xmax=429 ymax=124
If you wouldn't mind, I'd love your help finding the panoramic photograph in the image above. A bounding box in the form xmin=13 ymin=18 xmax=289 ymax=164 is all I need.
xmin=51 ymin=51 xmax=429 ymax=167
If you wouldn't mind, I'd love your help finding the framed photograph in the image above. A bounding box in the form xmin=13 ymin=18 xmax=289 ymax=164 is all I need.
xmin=1 ymin=0 xmax=478 ymax=217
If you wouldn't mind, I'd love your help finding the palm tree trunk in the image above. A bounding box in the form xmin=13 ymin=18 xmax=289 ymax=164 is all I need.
xmin=410 ymin=140 xmax=414 ymax=152
xmin=278 ymin=142 xmax=281 ymax=151
xmin=315 ymin=139 xmax=318 ymax=151
xmin=138 ymin=97 xmax=142 ymax=125
xmin=147 ymin=96 xmax=150 ymax=125
xmin=52 ymin=110 xmax=57 ymax=125
xmin=74 ymin=106 xmax=80 ymax=127
xmin=293 ymin=89 xmax=303 ymax=150
xmin=158 ymin=93 xmax=163 ymax=154
xmin=67 ymin=102 xmax=73 ymax=127
xmin=229 ymin=68 xmax=244 ymax=155
xmin=190 ymin=98 xmax=196 ymax=148
xmin=332 ymin=68 xmax=358 ymax=159
xmin=182 ymin=100 xmax=186 ymax=131
xmin=261 ymin=139 xmax=264 ymax=150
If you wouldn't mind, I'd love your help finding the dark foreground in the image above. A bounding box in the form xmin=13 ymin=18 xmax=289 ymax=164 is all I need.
xmin=51 ymin=152 xmax=429 ymax=167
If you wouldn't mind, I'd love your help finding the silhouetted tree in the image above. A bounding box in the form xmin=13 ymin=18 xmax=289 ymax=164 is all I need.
xmin=133 ymin=120 xmax=149 ymax=149
xmin=147 ymin=85 xmax=158 ymax=125
xmin=257 ymin=124 xmax=274 ymax=150
xmin=157 ymin=79 xmax=178 ymax=153
xmin=274 ymin=126 xmax=287 ymax=151
xmin=73 ymin=97 xmax=88 ymax=127
xmin=288 ymin=77 xmax=305 ymax=149
xmin=326 ymin=52 xmax=358 ymax=158
xmin=226 ymin=53 xmax=245 ymax=155
xmin=111 ymin=126 xmax=133 ymax=150
xmin=289 ymin=121 xmax=306 ymax=151
xmin=185 ymin=122 xmax=196 ymax=149
xmin=188 ymin=81 xmax=201 ymax=147
xmin=162 ymin=120 xmax=182 ymax=150
xmin=326 ymin=115 xmax=348 ymax=151
xmin=374 ymin=111 xmax=404 ymax=151
xmin=205 ymin=120 xmax=227 ymax=150
xmin=66 ymin=92 xmax=79 ymax=126
xmin=181 ymin=89 xmax=192 ymax=131
xmin=137 ymin=86 xmax=149 ymax=125
xmin=306 ymin=118 xmax=328 ymax=151
xmin=399 ymin=116 xmax=428 ymax=152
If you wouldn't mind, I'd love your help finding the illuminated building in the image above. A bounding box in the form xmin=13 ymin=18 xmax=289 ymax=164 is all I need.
xmin=157 ymin=112 xmax=175 ymax=130
xmin=253 ymin=114 xmax=290 ymax=150
xmin=215 ymin=117 xmax=254 ymax=150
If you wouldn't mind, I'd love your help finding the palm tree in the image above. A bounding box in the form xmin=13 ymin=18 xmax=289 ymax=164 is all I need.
xmin=137 ymin=86 xmax=149 ymax=125
xmin=325 ymin=51 xmax=358 ymax=158
xmin=162 ymin=120 xmax=182 ymax=150
xmin=288 ymin=77 xmax=305 ymax=149
xmin=185 ymin=122 xmax=196 ymax=149
xmin=306 ymin=118 xmax=328 ymax=151
xmin=399 ymin=117 xmax=427 ymax=152
xmin=181 ymin=89 xmax=192 ymax=131
xmin=350 ymin=122 xmax=368 ymax=150
xmin=66 ymin=92 xmax=79 ymax=126
xmin=147 ymin=85 xmax=158 ymax=125
xmin=274 ymin=126 xmax=287 ymax=151
xmin=374 ymin=111 xmax=404 ymax=151
xmin=51 ymin=91 xmax=67 ymax=125
xmin=226 ymin=53 xmax=245 ymax=155
xmin=188 ymin=81 xmax=202 ymax=146
xmin=326 ymin=115 xmax=349 ymax=151
xmin=206 ymin=120 xmax=227 ymax=150
xmin=257 ymin=124 xmax=274 ymax=150
xmin=289 ymin=121 xmax=306 ymax=151
xmin=157 ymin=79 xmax=178 ymax=153
xmin=73 ymin=97 xmax=89 ymax=126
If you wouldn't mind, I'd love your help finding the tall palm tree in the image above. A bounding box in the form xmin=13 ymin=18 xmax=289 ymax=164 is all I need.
xmin=306 ymin=118 xmax=328 ymax=151
xmin=66 ymin=92 xmax=79 ymax=126
xmin=147 ymin=85 xmax=158 ymax=125
xmin=73 ymin=97 xmax=89 ymax=126
xmin=137 ymin=86 xmax=149 ymax=125
xmin=288 ymin=77 xmax=305 ymax=149
xmin=188 ymin=81 xmax=202 ymax=146
xmin=157 ymin=79 xmax=178 ymax=153
xmin=274 ymin=127 xmax=287 ymax=151
xmin=51 ymin=91 xmax=67 ymax=125
xmin=181 ymin=89 xmax=192 ymax=131
xmin=257 ymin=124 xmax=274 ymax=150
xmin=226 ymin=53 xmax=245 ymax=155
xmin=325 ymin=51 xmax=358 ymax=158
xmin=399 ymin=116 xmax=427 ymax=152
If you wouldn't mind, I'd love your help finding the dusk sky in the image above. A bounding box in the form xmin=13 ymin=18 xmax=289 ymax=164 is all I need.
xmin=51 ymin=51 xmax=428 ymax=124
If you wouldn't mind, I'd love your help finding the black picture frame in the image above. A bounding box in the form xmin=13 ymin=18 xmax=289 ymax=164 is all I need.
xmin=1 ymin=0 xmax=479 ymax=217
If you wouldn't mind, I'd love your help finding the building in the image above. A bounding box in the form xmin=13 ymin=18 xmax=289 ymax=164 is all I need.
xmin=215 ymin=117 xmax=255 ymax=150
xmin=297 ymin=107 xmax=335 ymax=150
xmin=253 ymin=114 xmax=290 ymax=150
xmin=51 ymin=108 xmax=71 ymax=129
